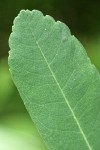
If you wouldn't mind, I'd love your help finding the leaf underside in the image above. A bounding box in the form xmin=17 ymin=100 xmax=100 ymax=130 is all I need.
xmin=8 ymin=10 xmax=100 ymax=150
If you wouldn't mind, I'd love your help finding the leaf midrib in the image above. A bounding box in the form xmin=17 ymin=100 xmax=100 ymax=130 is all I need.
xmin=28 ymin=20 xmax=92 ymax=150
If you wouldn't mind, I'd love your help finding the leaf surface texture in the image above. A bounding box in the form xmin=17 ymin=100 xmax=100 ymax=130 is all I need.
xmin=8 ymin=10 xmax=100 ymax=150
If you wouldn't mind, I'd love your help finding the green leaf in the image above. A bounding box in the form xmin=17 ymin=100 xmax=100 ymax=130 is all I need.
xmin=8 ymin=10 xmax=100 ymax=150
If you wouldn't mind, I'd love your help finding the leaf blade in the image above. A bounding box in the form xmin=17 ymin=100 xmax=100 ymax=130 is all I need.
xmin=8 ymin=10 xmax=100 ymax=150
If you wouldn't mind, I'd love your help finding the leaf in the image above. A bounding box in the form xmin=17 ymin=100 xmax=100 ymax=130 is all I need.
xmin=8 ymin=10 xmax=100 ymax=150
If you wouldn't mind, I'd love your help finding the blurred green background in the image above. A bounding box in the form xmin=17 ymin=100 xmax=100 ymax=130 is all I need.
xmin=0 ymin=0 xmax=100 ymax=149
